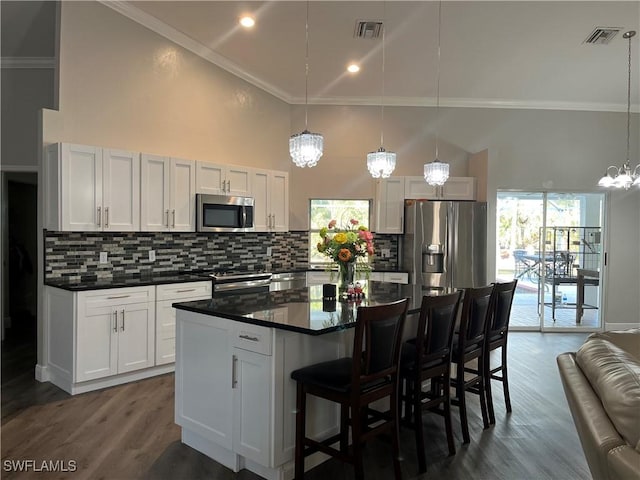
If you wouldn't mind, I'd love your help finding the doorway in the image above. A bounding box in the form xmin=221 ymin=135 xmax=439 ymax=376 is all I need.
xmin=496 ymin=191 xmax=605 ymax=332
xmin=2 ymin=172 xmax=38 ymax=345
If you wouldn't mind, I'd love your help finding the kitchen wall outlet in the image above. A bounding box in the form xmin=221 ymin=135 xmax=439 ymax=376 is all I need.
xmin=99 ymin=252 xmax=108 ymax=264
xmin=381 ymin=248 xmax=391 ymax=258
xmin=266 ymin=247 xmax=273 ymax=256
xmin=149 ymin=250 xmax=156 ymax=262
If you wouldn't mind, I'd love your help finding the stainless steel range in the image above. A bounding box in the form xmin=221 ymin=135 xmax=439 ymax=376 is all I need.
xmin=183 ymin=269 xmax=272 ymax=294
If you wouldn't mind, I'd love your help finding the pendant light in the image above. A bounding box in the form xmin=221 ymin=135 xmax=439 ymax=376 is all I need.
xmin=423 ymin=1 xmax=449 ymax=186
xmin=597 ymin=31 xmax=639 ymax=189
xmin=289 ymin=1 xmax=323 ymax=168
xmin=367 ymin=2 xmax=396 ymax=178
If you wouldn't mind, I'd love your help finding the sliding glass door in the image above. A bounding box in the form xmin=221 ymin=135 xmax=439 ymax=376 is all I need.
xmin=496 ymin=191 xmax=604 ymax=331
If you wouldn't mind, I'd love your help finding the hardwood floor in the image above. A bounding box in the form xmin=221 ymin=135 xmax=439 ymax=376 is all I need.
xmin=1 ymin=332 xmax=590 ymax=479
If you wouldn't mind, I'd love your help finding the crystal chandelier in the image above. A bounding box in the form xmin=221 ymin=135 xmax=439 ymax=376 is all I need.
xmin=289 ymin=1 xmax=323 ymax=168
xmin=367 ymin=4 xmax=396 ymax=178
xmin=598 ymin=31 xmax=639 ymax=190
xmin=424 ymin=1 xmax=449 ymax=186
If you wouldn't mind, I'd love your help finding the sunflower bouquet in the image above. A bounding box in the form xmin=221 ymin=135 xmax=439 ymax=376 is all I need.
xmin=317 ymin=219 xmax=374 ymax=286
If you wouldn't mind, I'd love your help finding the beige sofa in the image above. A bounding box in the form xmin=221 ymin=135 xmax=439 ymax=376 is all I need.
xmin=557 ymin=329 xmax=640 ymax=480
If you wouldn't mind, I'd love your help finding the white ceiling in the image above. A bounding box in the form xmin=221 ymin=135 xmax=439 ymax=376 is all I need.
xmin=113 ymin=1 xmax=640 ymax=112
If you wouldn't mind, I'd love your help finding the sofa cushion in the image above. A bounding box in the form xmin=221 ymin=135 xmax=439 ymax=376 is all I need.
xmin=576 ymin=332 xmax=640 ymax=452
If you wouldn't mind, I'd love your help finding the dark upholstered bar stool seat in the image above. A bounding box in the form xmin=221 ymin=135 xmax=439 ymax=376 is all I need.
xmin=399 ymin=292 xmax=463 ymax=473
xmin=484 ymin=280 xmax=517 ymax=424
xmin=450 ymin=285 xmax=495 ymax=444
xmin=290 ymin=299 xmax=409 ymax=480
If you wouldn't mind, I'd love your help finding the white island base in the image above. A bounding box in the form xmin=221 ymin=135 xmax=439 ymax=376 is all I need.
xmin=175 ymin=309 xmax=353 ymax=480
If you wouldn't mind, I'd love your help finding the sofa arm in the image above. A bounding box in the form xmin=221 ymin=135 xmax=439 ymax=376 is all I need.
xmin=557 ymin=353 xmax=626 ymax=480
xmin=608 ymin=445 xmax=640 ymax=480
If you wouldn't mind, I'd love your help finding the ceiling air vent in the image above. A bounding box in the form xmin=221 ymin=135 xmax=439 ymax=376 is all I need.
xmin=583 ymin=27 xmax=621 ymax=45
xmin=354 ymin=20 xmax=383 ymax=39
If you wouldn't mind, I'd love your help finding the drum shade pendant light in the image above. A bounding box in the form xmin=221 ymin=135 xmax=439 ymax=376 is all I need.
xmin=424 ymin=1 xmax=449 ymax=186
xmin=290 ymin=1 xmax=323 ymax=168
xmin=367 ymin=3 xmax=396 ymax=178
xmin=597 ymin=31 xmax=639 ymax=189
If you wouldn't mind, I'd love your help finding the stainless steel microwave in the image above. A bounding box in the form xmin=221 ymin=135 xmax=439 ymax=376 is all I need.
xmin=196 ymin=194 xmax=255 ymax=233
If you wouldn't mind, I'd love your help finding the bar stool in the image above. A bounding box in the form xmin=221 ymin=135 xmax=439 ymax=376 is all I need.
xmin=399 ymin=291 xmax=462 ymax=473
xmin=290 ymin=298 xmax=409 ymax=480
xmin=450 ymin=285 xmax=495 ymax=444
xmin=484 ymin=280 xmax=517 ymax=424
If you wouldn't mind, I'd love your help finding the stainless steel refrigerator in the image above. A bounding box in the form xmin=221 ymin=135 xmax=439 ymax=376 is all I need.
xmin=402 ymin=200 xmax=487 ymax=289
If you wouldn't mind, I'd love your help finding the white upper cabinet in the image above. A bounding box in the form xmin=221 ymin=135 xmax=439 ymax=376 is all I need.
xmin=45 ymin=143 xmax=140 ymax=232
xmin=375 ymin=177 xmax=405 ymax=234
xmin=196 ymin=162 xmax=251 ymax=197
xmin=141 ymin=154 xmax=195 ymax=232
xmin=251 ymin=168 xmax=289 ymax=232
xmin=170 ymin=158 xmax=197 ymax=231
xmin=404 ymin=176 xmax=476 ymax=201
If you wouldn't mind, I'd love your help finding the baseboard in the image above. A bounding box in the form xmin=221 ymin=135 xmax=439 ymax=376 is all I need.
xmin=604 ymin=322 xmax=640 ymax=332
xmin=35 ymin=364 xmax=50 ymax=382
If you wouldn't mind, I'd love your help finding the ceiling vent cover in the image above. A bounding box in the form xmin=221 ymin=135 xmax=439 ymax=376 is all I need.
xmin=354 ymin=20 xmax=383 ymax=39
xmin=584 ymin=27 xmax=622 ymax=45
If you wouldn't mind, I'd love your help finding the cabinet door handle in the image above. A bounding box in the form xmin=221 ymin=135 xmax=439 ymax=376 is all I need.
xmin=105 ymin=207 xmax=110 ymax=228
xmin=120 ymin=309 xmax=125 ymax=331
xmin=239 ymin=334 xmax=259 ymax=342
xmin=113 ymin=311 xmax=118 ymax=332
xmin=232 ymin=354 xmax=238 ymax=388
xmin=272 ymin=214 xmax=275 ymax=229
xmin=172 ymin=209 xmax=176 ymax=228
xmin=165 ymin=210 xmax=170 ymax=227
xmin=107 ymin=294 xmax=130 ymax=299
xmin=97 ymin=207 xmax=102 ymax=227
xmin=222 ymin=179 xmax=226 ymax=193
xmin=226 ymin=180 xmax=231 ymax=192
xmin=176 ymin=288 xmax=196 ymax=293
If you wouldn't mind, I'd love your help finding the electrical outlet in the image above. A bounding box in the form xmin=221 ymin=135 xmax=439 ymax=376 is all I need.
xmin=99 ymin=252 xmax=108 ymax=264
xmin=381 ymin=248 xmax=391 ymax=258
xmin=149 ymin=250 xmax=156 ymax=262
xmin=266 ymin=247 xmax=273 ymax=256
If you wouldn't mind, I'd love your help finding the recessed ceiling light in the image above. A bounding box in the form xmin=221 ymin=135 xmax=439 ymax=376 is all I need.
xmin=239 ymin=16 xmax=255 ymax=28
xmin=347 ymin=63 xmax=360 ymax=74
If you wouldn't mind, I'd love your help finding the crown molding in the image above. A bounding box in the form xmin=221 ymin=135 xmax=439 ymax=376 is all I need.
xmin=100 ymin=1 xmax=292 ymax=103
xmin=1 ymin=57 xmax=56 ymax=69
xmin=294 ymin=95 xmax=639 ymax=113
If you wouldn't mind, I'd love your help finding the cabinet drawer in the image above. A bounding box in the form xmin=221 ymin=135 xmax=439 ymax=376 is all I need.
xmin=232 ymin=324 xmax=273 ymax=356
xmin=156 ymin=281 xmax=212 ymax=301
xmin=384 ymin=272 xmax=409 ymax=284
xmin=80 ymin=286 xmax=155 ymax=309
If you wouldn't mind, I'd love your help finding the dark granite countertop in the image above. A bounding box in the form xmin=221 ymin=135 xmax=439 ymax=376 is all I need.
xmin=173 ymin=282 xmax=450 ymax=336
xmin=44 ymin=272 xmax=212 ymax=291
xmin=44 ymin=267 xmax=409 ymax=291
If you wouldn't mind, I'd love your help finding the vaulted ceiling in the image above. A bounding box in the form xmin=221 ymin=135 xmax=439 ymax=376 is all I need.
xmin=114 ymin=1 xmax=640 ymax=112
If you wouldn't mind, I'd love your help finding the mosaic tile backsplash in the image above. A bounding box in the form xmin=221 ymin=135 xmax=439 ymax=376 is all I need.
xmin=45 ymin=231 xmax=399 ymax=281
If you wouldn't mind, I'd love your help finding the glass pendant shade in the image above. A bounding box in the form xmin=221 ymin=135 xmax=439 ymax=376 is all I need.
xmin=289 ymin=130 xmax=324 ymax=168
xmin=424 ymin=159 xmax=449 ymax=186
xmin=367 ymin=147 xmax=396 ymax=178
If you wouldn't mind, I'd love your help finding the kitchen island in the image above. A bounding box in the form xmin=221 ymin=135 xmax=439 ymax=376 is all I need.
xmin=173 ymin=282 xmax=431 ymax=480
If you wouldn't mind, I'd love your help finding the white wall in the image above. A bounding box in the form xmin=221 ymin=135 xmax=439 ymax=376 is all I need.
xmin=55 ymin=1 xmax=291 ymax=171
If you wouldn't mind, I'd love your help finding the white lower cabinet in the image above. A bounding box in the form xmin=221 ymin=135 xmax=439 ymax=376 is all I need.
xmin=155 ymin=282 xmax=212 ymax=365
xmin=44 ymin=285 xmax=174 ymax=395
xmin=176 ymin=310 xmax=346 ymax=479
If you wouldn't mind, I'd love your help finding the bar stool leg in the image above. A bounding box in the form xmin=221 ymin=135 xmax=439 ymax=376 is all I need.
xmin=502 ymin=346 xmax=512 ymax=413
xmin=351 ymin=401 xmax=365 ymax=480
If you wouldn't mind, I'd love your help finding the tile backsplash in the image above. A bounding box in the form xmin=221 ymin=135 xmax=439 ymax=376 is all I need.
xmin=45 ymin=231 xmax=398 ymax=281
